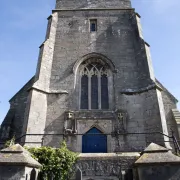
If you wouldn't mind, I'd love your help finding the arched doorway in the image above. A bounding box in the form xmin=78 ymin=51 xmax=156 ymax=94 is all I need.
xmin=82 ymin=127 xmax=107 ymax=153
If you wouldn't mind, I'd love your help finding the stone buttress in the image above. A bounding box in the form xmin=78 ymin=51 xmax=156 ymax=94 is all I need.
xmin=1 ymin=0 xmax=180 ymax=179
xmin=0 ymin=0 xmax=179 ymax=155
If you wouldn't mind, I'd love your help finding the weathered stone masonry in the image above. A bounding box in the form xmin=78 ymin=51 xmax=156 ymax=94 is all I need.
xmin=1 ymin=0 xmax=180 ymax=179
xmin=0 ymin=0 xmax=179 ymax=156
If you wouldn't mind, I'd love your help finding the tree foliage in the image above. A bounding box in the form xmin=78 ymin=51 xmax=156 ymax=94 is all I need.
xmin=28 ymin=141 xmax=78 ymax=180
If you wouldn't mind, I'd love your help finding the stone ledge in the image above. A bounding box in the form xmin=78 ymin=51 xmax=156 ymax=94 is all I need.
xmin=52 ymin=8 xmax=135 ymax=12
xmin=28 ymin=86 xmax=68 ymax=95
xmin=172 ymin=109 xmax=180 ymax=124
xmin=0 ymin=144 xmax=41 ymax=168
xmin=78 ymin=152 xmax=140 ymax=160
xmin=135 ymin=143 xmax=180 ymax=166
xmin=120 ymin=83 xmax=162 ymax=95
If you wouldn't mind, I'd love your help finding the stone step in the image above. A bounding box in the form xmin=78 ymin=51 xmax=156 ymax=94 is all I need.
xmin=172 ymin=109 xmax=180 ymax=123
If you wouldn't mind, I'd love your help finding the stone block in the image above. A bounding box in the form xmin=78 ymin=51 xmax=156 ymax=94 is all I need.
xmin=135 ymin=143 xmax=180 ymax=180
xmin=0 ymin=144 xmax=41 ymax=180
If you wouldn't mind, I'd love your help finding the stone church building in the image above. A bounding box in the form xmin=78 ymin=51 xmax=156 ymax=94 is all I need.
xmin=1 ymin=0 xmax=180 ymax=171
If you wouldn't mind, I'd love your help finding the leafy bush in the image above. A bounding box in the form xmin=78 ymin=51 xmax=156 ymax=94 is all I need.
xmin=4 ymin=136 xmax=15 ymax=148
xmin=28 ymin=141 xmax=78 ymax=180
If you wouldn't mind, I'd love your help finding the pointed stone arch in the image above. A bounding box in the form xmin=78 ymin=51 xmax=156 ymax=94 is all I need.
xmin=74 ymin=53 xmax=115 ymax=110
xmin=73 ymin=53 xmax=116 ymax=75
xmin=87 ymin=124 xmax=106 ymax=134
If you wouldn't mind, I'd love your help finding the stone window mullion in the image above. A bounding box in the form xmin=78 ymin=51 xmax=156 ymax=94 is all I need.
xmin=88 ymin=73 xmax=91 ymax=110
xmin=101 ymin=72 xmax=109 ymax=109
xmin=98 ymin=72 xmax=101 ymax=109
xmin=79 ymin=73 xmax=82 ymax=110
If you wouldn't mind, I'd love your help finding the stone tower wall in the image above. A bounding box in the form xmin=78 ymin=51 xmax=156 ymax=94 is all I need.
xmin=49 ymin=10 xmax=153 ymax=94
xmin=0 ymin=1 xmax=179 ymax=152
xmin=56 ymin=0 xmax=131 ymax=9
xmin=40 ymin=9 xmax=171 ymax=150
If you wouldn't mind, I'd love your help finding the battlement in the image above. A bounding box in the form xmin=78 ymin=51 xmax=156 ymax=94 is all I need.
xmin=55 ymin=0 xmax=131 ymax=10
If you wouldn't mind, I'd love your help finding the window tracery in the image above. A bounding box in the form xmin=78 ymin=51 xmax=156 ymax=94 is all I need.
xmin=79 ymin=59 xmax=110 ymax=110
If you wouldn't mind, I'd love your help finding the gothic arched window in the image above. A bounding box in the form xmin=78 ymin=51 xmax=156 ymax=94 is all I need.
xmin=79 ymin=59 xmax=110 ymax=110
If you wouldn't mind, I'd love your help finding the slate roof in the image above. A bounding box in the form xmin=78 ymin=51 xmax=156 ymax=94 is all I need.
xmin=135 ymin=143 xmax=180 ymax=165
xmin=0 ymin=144 xmax=41 ymax=168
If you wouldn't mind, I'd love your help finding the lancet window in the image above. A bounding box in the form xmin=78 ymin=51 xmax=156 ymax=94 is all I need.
xmin=79 ymin=59 xmax=110 ymax=110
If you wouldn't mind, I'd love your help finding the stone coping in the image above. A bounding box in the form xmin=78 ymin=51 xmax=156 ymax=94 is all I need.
xmin=172 ymin=109 xmax=180 ymax=124
xmin=78 ymin=152 xmax=140 ymax=160
xmin=135 ymin=143 xmax=180 ymax=166
xmin=120 ymin=83 xmax=162 ymax=95
xmin=1 ymin=144 xmax=25 ymax=153
xmin=135 ymin=152 xmax=180 ymax=165
xmin=53 ymin=8 xmax=135 ymax=12
xmin=142 ymin=142 xmax=169 ymax=153
xmin=0 ymin=144 xmax=41 ymax=168
xmin=28 ymin=86 xmax=68 ymax=95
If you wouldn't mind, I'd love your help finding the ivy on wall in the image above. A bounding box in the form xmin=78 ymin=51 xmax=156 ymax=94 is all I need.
xmin=27 ymin=141 xmax=78 ymax=180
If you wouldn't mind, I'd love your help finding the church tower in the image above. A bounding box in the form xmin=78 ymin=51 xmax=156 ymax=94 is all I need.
xmin=1 ymin=0 xmax=180 ymax=157
xmin=1 ymin=0 xmax=180 ymax=178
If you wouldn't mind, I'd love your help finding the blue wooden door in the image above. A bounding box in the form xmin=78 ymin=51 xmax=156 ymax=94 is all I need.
xmin=82 ymin=127 xmax=107 ymax=153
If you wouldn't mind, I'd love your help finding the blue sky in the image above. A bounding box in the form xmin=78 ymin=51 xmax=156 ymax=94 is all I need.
xmin=0 ymin=0 xmax=180 ymax=124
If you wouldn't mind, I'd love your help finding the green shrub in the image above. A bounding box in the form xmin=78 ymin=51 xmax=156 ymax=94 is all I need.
xmin=28 ymin=141 xmax=78 ymax=180
xmin=4 ymin=136 xmax=15 ymax=148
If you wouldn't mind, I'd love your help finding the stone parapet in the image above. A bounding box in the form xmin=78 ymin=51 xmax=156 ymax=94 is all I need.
xmin=76 ymin=152 xmax=139 ymax=180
